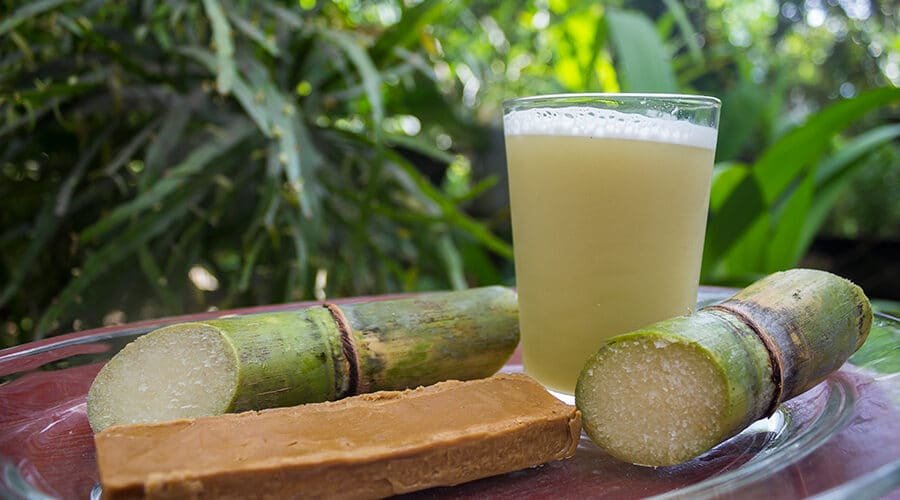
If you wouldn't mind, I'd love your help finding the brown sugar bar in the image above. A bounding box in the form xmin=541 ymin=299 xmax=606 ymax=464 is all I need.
xmin=95 ymin=373 xmax=581 ymax=499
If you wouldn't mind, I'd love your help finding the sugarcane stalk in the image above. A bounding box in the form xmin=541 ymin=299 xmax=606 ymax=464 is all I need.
xmin=87 ymin=286 xmax=519 ymax=432
xmin=575 ymin=269 xmax=872 ymax=467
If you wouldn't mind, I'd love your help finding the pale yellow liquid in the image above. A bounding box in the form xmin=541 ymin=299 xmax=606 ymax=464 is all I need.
xmin=506 ymin=134 xmax=715 ymax=394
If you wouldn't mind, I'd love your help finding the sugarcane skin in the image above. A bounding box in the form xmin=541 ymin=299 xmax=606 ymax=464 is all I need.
xmin=715 ymin=268 xmax=873 ymax=404
xmin=88 ymin=286 xmax=519 ymax=431
xmin=342 ymin=286 xmax=521 ymax=392
xmin=204 ymin=308 xmax=347 ymax=412
xmin=576 ymin=268 xmax=872 ymax=466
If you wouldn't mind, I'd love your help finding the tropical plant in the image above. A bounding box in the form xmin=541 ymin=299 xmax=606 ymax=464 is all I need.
xmin=2 ymin=0 xmax=897 ymax=347
xmin=428 ymin=0 xmax=899 ymax=285
xmin=1 ymin=0 xmax=510 ymax=345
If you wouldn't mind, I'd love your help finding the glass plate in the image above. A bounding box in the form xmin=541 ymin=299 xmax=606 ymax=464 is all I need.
xmin=1 ymin=290 xmax=898 ymax=499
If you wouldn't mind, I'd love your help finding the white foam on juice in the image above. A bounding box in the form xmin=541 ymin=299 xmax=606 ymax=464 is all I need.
xmin=504 ymin=106 xmax=718 ymax=150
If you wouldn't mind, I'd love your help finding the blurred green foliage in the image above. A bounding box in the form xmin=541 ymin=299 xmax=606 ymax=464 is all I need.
xmin=1 ymin=0 xmax=897 ymax=345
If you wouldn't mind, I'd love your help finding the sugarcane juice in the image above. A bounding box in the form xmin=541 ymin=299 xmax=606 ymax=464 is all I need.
xmin=504 ymin=108 xmax=718 ymax=394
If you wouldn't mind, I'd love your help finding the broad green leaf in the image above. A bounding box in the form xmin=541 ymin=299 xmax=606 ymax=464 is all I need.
xmin=704 ymin=87 xmax=900 ymax=266
xmin=605 ymin=8 xmax=677 ymax=92
xmin=708 ymin=162 xmax=750 ymax=212
xmin=816 ymin=124 xmax=900 ymax=185
xmin=798 ymin=124 xmax=900 ymax=255
xmin=242 ymin=59 xmax=318 ymax=218
xmin=754 ymin=87 xmax=900 ymax=203
xmin=0 ymin=0 xmax=72 ymax=36
xmin=702 ymin=168 xmax=766 ymax=276
xmin=201 ymin=0 xmax=236 ymax=94
xmin=708 ymin=213 xmax=769 ymax=286
xmin=764 ymin=170 xmax=815 ymax=270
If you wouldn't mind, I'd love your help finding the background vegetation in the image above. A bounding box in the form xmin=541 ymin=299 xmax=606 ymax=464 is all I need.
xmin=2 ymin=0 xmax=898 ymax=346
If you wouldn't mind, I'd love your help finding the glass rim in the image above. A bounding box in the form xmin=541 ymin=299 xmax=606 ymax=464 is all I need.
xmin=503 ymin=92 xmax=721 ymax=109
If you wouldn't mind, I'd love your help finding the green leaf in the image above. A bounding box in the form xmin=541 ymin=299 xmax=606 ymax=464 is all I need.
xmin=202 ymin=0 xmax=236 ymax=94
xmin=227 ymin=9 xmax=279 ymax=56
xmin=815 ymin=124 xmax=900 ymax=186
xmin=581 ymin=10 xmax=608 ymax=90
xmin=0 ymin=0 xmax=72 ymax=37
xmin=710 ymin=213 xmax=769 ymax=285
xmin=37 ymin=192 xmax=201 ymax=338
xmin=662 ymin=0 xmax=703 ymax=64
xmin=237 ymin=233 xmax=265 ymax=292
xmin=384 ymin=133 xmax=456 ymax=164
xmin=708 ymin=162 xmax=750 ymax=211
xmin=81 ymin=121 xmax=254 ymax=242
xmin=284 ymin=210 xmax=309 ymax=297
xmin=704 ymin=87 xmax=900 ymax=267
xmin=437 ymin=233 xmax=466 ymax=290
xmin=142 ymin=101 xmax=193 ymax=191
xmin=764 ymin=170 xmax=815 ymax=270
xmin=260 ymin=0 xmax=304 ymax=30
xmin=370 ymin=0 xmax=446 ymax=65
xmin=703 ymin=167 xmax=766 ymax=276
xmin=798 ymin=124 xmax=900 ymax=255
xmin=231 ymin=74 xmax=273 ymax=137
xmin=754 ymin=87 xmax=900 ymax=204
xmin=244 ymin=57 xmax=321 ymax=219
xmin=384 ymin=151 xmax=513 ymax=259
xmin=179 ymin=48 xmax=273 ymax=138
xmin=605 ymin=8 xmax=677 ymax=92
xmin=56 ymin=125 xmax=114 ymax=216
xmin=319 ymin=28 xmax=384 ymax=129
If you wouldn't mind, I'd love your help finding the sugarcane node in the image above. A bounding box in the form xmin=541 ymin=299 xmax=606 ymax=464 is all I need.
xmin=705 ymin=304 xmax=784 ymax=417
xmin=575 ymin=269 xmax=872 ymax=467
xmin=324 ymin=302 xmax=362 ymax=397
xmin=86 ymin=287 xmax=520 ymax=432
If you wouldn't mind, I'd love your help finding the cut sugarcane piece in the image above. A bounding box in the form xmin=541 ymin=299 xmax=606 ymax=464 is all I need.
xmin=87 ymin=286 xmax=519 ymax=432
xmin=576 ymin=269 xmax=872 ymax=466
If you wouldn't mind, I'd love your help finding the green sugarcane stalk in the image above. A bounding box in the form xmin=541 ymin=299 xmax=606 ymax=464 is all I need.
xmin=87 ymin=286 xmax=519 ymax=432
xmin=575 ymin=269 xmax=872 ymax=467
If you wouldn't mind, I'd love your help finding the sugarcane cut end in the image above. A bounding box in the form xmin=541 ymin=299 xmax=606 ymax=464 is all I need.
xmin=87 ymin=322 xmax=240 ymax=433
xmin=575 ymin=334 xmax=729 ymax=466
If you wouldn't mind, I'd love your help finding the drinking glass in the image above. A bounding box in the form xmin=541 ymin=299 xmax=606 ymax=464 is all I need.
xmin=503 ymin=93 xmax=721 ymax=394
